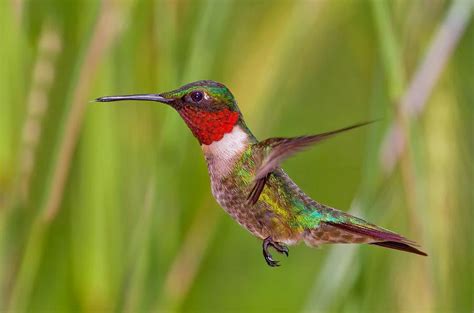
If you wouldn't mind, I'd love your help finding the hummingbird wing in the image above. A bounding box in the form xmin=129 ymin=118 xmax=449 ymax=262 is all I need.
xmin=247 ymin=121 xmax=375 ymax=204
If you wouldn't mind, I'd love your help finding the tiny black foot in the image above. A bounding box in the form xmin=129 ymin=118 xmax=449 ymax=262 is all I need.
xmin=262 ymin=236 xmax=290 ymax=267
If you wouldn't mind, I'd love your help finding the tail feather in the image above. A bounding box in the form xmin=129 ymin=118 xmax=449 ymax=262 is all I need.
xmin=370 ymin=241 xmax=427 ymax=256
xmin=325 ymin=221 xmax=427 ymax=256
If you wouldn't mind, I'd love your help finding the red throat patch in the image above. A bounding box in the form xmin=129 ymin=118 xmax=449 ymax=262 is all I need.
xmin=178 ymin=106 xmax=240 ymax=145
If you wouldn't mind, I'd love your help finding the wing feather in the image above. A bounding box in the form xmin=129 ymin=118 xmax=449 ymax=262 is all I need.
xmin=247 ymin=121 xmax=376 ymax=204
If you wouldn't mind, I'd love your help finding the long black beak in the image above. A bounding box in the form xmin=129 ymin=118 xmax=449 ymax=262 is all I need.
xmin=94 ymin=94 xmax=173 ymax=104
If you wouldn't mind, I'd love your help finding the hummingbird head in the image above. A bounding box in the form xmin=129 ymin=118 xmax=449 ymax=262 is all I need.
xmin=96 ymin=80 xmax=242 ymax=145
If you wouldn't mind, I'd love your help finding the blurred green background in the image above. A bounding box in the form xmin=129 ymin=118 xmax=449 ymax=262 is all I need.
xmin=1 ymin=0 xmax=473 ymax=312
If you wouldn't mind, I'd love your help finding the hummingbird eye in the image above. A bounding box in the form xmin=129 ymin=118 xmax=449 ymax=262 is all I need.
xmin=190 ymin=91 xmax=204 ymax=103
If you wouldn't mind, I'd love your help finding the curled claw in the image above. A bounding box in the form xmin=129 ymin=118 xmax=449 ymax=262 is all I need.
xmin=277 ymin=244 xmax=289 ymax=257
xmin=262 ymin=236 xmax=290 ymax=267
xmin=265 ymin=257 xmax=280 ymax=267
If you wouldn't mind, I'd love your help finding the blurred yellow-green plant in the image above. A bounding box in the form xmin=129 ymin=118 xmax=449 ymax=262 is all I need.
xmin=1 ymin=0 xmax=473 ymax=312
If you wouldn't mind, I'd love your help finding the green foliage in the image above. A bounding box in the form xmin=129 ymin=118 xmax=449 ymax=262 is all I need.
xmin=1 ymin=0 xmax=472 ymax=312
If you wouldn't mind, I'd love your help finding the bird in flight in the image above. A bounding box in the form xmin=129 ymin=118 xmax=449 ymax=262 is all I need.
xmin=96 ymin=80 xmax=426 ymax=267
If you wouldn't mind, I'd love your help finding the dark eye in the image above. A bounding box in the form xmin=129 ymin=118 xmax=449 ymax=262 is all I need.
xmin=190 ymin=91 xmax=203 ymax=103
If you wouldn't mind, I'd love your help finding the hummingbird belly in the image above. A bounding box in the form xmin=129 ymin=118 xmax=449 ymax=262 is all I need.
xmin=202 ymin=126 xmax=311 ymax=244
xmin=210 ymin=172 xmax=304 ymax=244
xmin=212 ymin=166 xmax=310 ymax=245
xmin=204 ymin=146 xmax=304 ymax=244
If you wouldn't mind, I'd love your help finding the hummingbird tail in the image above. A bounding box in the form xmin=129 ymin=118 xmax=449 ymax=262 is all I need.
xmin=323 ymin=221 xmax=427 ymax=256
xmin=369 ymin=241 xmax=427 ymax=256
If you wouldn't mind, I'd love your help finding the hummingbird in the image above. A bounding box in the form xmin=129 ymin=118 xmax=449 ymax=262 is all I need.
xmin=96 ymin=80 xmax=427 ymax=267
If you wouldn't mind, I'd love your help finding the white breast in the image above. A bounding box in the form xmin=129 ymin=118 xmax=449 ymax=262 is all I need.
xmin=201 ymin=125 xmax=249 ymax=178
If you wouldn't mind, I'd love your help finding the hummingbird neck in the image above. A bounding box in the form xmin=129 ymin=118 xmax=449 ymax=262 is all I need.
xmin=201 ymin=124 xmax=253 ymax=178
xmin=178 ymin=106 xmax=241 ymax=145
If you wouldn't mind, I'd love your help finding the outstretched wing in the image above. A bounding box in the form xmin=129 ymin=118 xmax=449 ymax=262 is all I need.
xmin=247 ymin=121 xmax=376 ymax=204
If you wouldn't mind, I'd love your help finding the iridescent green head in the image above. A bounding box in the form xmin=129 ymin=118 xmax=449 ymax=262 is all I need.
xmin=96 ymin=80 xmax=239 ymax=112
xmin=95 ymin=80 xmax=244 ymax=145
xmin=160 ymin=80 xmax=239 ymax=112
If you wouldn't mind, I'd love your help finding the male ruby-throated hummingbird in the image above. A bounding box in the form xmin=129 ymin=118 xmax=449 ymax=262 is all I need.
xmin=96 ymin=80 xmax=426 ymax=267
